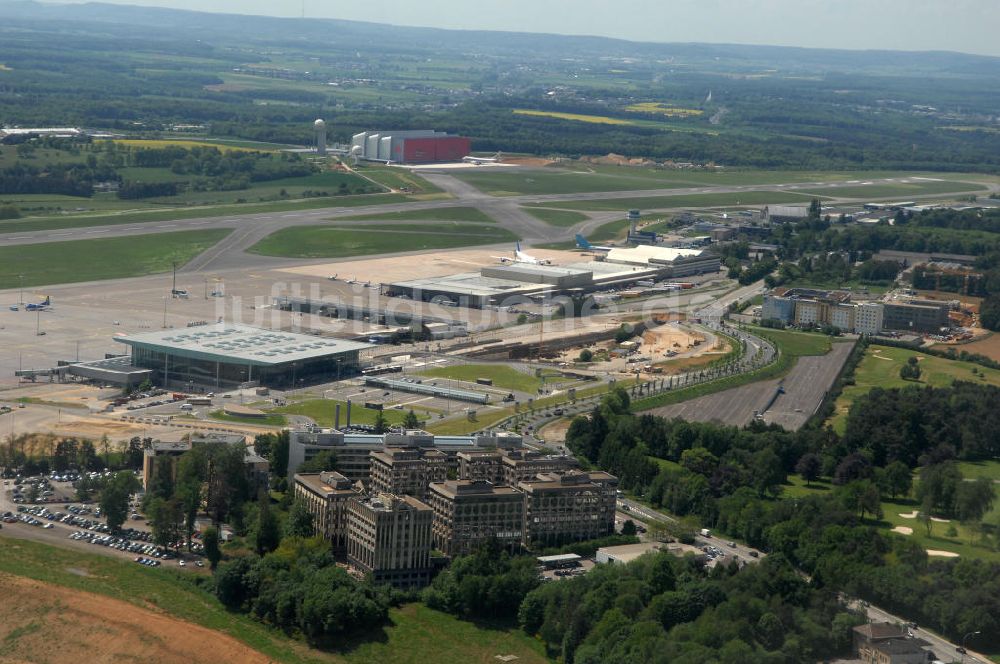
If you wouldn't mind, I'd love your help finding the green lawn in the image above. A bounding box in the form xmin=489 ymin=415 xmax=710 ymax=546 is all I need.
xmin=0 ymin=537 xmax=550 ymax=664
xmin=274 ymin=399 xmax=431 ymax=428
xmin=953 ymin=459 xmax=1000 ymax=482
xmin=449 ymin=164 xmax=992 ymax=197
xmin=829 ymin=345 xmax=1000 ymax=432
xmin=207 ymin=410 xmax=288 ymax=427
xmin=338 ymin=207 xmax=496 ymax=223
xmin=521 ymin=207 xmax=590 ymax=227
xmin=417 ymin=364 xmax=566 ymax=394
xmin=0 ymin=229 xmax=231 ymax=289
xmin=350 ymin=165 xmax=443 ymax=195
xmin=248 ymin=223 xmax=515 ymax=258
xmin=533 ymin=190 xmax=819 ymax=212
xmin=783 ymin=474 xmax=999 ymax=561
xmin=0 ymin=193 xmax=408 ymax=234
xmin=753 ymin=327 xmax=833 ymax=357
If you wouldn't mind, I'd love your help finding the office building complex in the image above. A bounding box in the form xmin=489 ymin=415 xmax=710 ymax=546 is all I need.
xmin=347 ymin=493 xmax=433 ymax=588
xmin=427 ymin=480 xmax=525 ymax=556
xmin=293 ymin=471 xmax=359 ymax=554
xmin=519 ymin=471 xmax=618 ymax=549
xmin=369 ymin=447 xmax=447 ymax=500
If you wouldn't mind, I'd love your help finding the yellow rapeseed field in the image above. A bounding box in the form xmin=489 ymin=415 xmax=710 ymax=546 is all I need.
xmin=512 ymin=109 xmax=635 ymax=125
xmin=626 ymin=102 xmax=703 ymax=117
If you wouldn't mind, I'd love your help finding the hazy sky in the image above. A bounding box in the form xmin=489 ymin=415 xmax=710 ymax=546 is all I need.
xmin=53 ymin=0 xmax=1000 ymax=57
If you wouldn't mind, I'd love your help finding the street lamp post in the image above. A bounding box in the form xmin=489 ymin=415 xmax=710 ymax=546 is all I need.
xmin=961 ymin=630 xmax=980 ymax=663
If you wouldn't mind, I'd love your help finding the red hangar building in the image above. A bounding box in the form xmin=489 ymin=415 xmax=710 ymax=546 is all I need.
xmin=351 ymin=130 xmax=471 ymax=164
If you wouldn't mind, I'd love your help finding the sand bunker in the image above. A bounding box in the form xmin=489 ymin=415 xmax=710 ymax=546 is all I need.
xmin=891 ymin=526 xmax=913 ymax=535
xmin=926 ymin=550 xmax=960 ymax=558
xmin=898 ymin=511 xmax=918 ymax=519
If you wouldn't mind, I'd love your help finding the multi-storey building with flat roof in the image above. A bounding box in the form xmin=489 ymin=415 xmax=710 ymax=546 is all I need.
xmin=293 ymin=471 xmax=359 ymax=554
xmin=346 ymin=493 xmax=433 ymax=588
xmin=882 ymin=300 xmax=950 ymax=334
xmin=501 ymin=449 xmax=579 ymax=487
xmin=518 ymin=471 xmax=618 ymax=549
xmin=427 ymin=480 xmax=525 ymax=556
xmin=457 ymin=450 xmax=504 ymax=484
xmin=369 ymin=447 xmax=447 ymax=499
xmin=286 ymin=427 xmax=523 ymax=482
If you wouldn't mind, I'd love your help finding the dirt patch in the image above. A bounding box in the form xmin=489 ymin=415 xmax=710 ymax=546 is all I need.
xmin=504 ymin=156 xmax=556 ymax=167
xmin=537 ymin=418 xmax=571 ymax=444
xmin=0 ymin=573 xmax=271 ymax=664
xmin=939 ymin=332 xmax=1000 ymax=362
xmin=64 ymin=567 xmax=91 ymax=577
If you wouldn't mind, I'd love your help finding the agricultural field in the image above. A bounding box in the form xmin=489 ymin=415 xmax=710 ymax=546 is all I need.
xmin=0 ymin=537 xmax=549 ymax=664
xmin=512 ymin=109 xmax=635 ymax=125
xmin=625 ymin=102 xmax=703 ymax=117
xmin=520 ymin=206 xmax=590 ymax=227
xmin=248 ymin=222 xmax=515 ymax=258
xmin=829 ymin=345 xmax=1000 ymax=432
xmin=417 ymin=364 xmax=568 ymax=394
xmin=338 ymin=207 xmax=496 ymax=223
xmin=0 ymin=229 xmax=231 ymax=289
xmin=783 ymin=474 xmax=999 ymax=561
xmin=107 ymin=139 xmax=276 ymax=153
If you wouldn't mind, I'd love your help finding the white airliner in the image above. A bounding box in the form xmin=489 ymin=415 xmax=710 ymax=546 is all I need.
xmin=493 ymin=242 xmax=551 ymax=265
xmin=462 ymin=152 xmax=502 ymax=165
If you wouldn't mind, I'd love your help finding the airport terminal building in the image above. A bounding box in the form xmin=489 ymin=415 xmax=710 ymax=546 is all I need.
xmin=114 ymin=323 xmax=375 ymax=389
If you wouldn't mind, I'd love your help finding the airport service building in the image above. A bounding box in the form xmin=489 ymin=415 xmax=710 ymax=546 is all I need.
xmin=351 ymin=130 xmax=471 ymax=164
xmin=114 ymin=323 xmax=375 ymax=389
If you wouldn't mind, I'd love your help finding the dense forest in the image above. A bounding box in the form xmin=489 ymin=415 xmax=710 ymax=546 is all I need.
xmin=563 ymin=386 xmax=1000 ymax=653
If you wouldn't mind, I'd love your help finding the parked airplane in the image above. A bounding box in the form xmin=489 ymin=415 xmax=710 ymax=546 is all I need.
xmin=575 ymin=234 xmax=614 ymax=252
xmin=25 ymin=296 xmax=50 ymax=311
xmin=493 ymin=242 xmax=551 ymax=265
xmin=462 ymin=152 xmax=502 ymax=165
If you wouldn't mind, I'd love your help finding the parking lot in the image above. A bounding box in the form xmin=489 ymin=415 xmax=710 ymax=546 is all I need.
xmin=1 ymin=476 xmax=208 ymax=571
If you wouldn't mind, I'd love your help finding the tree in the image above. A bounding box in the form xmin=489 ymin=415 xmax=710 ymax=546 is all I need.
xmin=578 ymin=349 xmax=593 ymax=362
xmin=900 ymin=356 xmax=922 ymax=381
xmin=795 ymin=453 xmax=822 ymax=486
xmin=251 ymin=493 xmax=281 ymax=556
xmin=954 ymin=478 xmax=996 ymax=523
xmin=148 ymin=496 xmax=183 ymax=550
xmin=403 ymin=409 xmax=421 ymax=429
xmin=285 ymin=498 xmax=314 ymax=538
xmin=750 ymin=448 xmax=785 ymax=498
xmin=297 ymin=450 xmax=337 ymax=473
xmin=100 ymin=471 xmax=138 ymax=532
xmin=203 ymin=526 xmax=222 ymax=569
xmin=621 ymin=519 xmax=637 ymax=536
xmin=373 ymin=411 xmax=388 ymax=435
xmin=881 ymin=461 xmax=912 ymax=499
xmin=918 ymin=500 xmax=934 ymax=537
